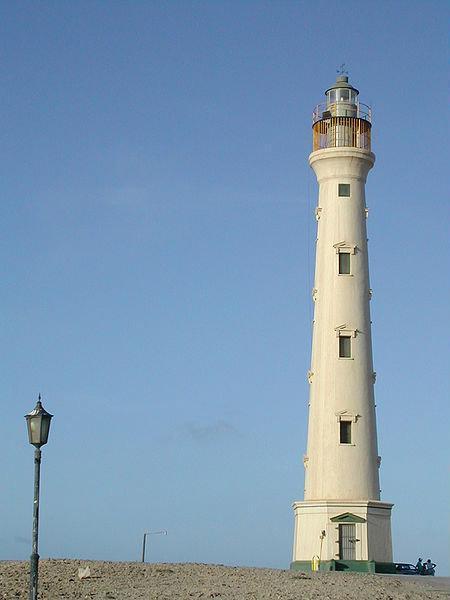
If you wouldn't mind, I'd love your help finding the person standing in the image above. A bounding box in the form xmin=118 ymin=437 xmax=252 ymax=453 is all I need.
xmin=425 ymin=559 xmax=436 ymax=575
xmin=416 ymin=558 xmax=423 ymax=574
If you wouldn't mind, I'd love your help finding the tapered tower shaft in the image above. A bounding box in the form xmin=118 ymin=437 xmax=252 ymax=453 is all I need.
xmin=305 ymin=147 xmax=379 ymax=501
xmin=291 ymin=75 xmax=393 ymax=572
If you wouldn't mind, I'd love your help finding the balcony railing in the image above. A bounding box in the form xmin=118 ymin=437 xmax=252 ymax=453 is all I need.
xmin=312 ymin=102 xmax=372 ymax=125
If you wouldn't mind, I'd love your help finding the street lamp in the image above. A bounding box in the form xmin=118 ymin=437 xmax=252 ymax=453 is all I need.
xmin=318 ymin=529 xmax=326 ymax=570
xmin=141 ymin=530 xmax=167 ymax=563
xmin=25 ymin=395 xmax=53 ymax=600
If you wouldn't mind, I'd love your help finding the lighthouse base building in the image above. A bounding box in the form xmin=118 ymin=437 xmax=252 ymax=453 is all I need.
xmin=291 ymin=75 xmax=394 ymax=573
xmin=292 ymin=500 xmax=393 ymax=572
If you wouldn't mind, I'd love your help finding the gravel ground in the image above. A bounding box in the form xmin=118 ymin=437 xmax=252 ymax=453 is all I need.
xmin=0 ymin=560 xmax=447 ymax=600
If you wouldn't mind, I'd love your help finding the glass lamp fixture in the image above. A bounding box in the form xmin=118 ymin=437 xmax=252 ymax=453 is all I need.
xmin=25 ymin=395 xmax=53 ymax=447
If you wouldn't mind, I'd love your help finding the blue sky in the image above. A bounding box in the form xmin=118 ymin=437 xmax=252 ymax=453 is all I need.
xmin=1 ymin=0 xmax=449 ymax=574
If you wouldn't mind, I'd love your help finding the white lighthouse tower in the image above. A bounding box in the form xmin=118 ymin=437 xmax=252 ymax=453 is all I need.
xmin=291 ymin=74 xmax=394 ymax=573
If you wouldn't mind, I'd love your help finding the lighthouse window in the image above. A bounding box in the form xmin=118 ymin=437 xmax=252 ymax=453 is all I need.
xmin=339 ymin=335 xmax=352 ymax=358
xmin=338 ymin=252 xmax=351 ymax=275
xmin=340 ymin=420 xmax=352 ymax=444
xmin=338 ymin=183 xmax=351 ymax=197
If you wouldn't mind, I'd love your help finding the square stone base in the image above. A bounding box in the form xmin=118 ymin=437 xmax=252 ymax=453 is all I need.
xmin=292 ymin=499 xmax=393 ymax=564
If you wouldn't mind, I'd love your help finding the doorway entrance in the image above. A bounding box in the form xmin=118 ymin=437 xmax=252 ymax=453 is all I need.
xmin=338 ymin=524 xmax=356 ymax=560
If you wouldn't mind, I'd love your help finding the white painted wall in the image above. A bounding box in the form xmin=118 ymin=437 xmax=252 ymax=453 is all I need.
xmin=292 ymin=145 xmax=393 ymax=565
xmin=292 ymin=500 xmax=393 ymax=562
xmin=305 ymin=147 xmax=380 ymax=502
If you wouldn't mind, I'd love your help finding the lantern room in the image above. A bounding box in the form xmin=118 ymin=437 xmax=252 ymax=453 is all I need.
xmin=312 ymin=75 xmax=372 ymax=152
xmin=325 ymin=75 xmax=359 ymax=117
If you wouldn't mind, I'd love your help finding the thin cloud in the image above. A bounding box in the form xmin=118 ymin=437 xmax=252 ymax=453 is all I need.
xmin=185 ymin=419 xmax=240 ymax=443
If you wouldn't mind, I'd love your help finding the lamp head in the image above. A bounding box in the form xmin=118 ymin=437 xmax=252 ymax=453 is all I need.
xmin=25 ymin=395 xmax=53 ymax=447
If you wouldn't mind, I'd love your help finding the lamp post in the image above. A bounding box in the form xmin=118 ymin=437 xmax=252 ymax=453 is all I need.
xmin=25 ymin=395 xmax=53 ymax=600
xmin=318 ymin=530 xmax=326 ymax=571
xmin=141 ymin=530 xmax=167 ymax=563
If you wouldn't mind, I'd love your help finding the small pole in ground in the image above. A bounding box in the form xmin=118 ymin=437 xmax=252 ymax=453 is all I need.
xmin=141 ymin=530 xmax=167 ymax=563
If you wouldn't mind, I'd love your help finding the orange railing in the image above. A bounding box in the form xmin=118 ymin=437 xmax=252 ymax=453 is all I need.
xmin=312 ymin=116 xmax=371 ymax=151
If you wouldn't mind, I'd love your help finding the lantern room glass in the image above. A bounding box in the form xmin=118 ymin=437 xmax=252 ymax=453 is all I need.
xmin=327 ymin=88 xmax=358 ymax=106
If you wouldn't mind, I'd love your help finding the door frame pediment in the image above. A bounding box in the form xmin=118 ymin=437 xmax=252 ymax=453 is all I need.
xmin=331 ymin=512 xmax=366 ymax=523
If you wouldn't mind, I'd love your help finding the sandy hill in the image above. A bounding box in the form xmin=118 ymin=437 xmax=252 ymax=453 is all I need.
xmin=0 ymin=559 xmax=447 ymax=599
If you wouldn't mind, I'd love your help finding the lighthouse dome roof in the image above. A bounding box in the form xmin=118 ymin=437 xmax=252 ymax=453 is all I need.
xmin=325 ymin=75 xmax=359 ymax=96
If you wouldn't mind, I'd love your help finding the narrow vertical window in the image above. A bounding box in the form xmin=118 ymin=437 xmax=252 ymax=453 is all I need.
xmin=340 ymin=420 xmax=352 ymax=444
xmin=338 ymin=183 xmax=350 ymax=197
xmin=339 ymin=335 xmax=351 ymax=358
xmin=338 ymin=252 xmax=351 ymax=274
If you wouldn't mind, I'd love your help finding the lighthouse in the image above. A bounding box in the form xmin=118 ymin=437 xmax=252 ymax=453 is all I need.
xmin=291 ymin=75 xmax=394 ymax=572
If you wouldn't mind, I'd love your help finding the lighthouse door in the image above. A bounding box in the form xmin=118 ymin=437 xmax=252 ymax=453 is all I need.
xmin=338 ymin=524 xmax=356 ymax=560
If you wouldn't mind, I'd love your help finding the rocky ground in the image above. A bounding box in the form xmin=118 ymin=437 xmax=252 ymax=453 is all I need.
xmin=0 ymin=560 xmax=448 ymax=600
